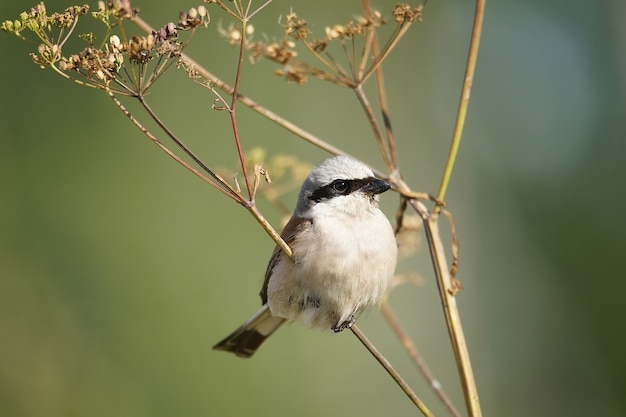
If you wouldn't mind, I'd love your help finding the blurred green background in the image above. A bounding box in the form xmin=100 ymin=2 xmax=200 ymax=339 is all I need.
xmin=1 ymin=0 xmax=625 ymax=416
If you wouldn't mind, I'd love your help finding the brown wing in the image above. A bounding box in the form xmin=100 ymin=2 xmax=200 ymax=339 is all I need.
xmin=260 ymin=215 xmax=312 ymax=304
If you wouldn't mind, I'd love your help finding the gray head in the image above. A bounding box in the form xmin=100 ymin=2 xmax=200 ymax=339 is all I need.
xmin=295 ymin=156 xmax=391 ymax=216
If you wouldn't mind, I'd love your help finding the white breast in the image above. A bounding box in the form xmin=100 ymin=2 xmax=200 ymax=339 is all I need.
xmin=266 ymin=194 xmax=397 ymax=331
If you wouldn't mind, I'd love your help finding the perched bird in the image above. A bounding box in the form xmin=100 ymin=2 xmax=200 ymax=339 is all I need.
xmin=213 ymin=155 xmax=398 ymax=357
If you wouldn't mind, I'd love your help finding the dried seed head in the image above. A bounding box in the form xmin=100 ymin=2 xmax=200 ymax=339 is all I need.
xmin=311 ymin=39 xmax=327 ymax=53
xmin=178 ymin=5 xmax=210 ymax=30
xmin=218 ymin=23 xmax=245 ymax=46
xmin=393 ymin=3 xmax=423 ymax=23
xmin=109 ymin=34 xmax=121 ymax=50
xmin=325 ymin=24 xmax=345 ymax=40
xmin=274 ymin=65 xmax=307 ymax=85
xmin=264 ymin=40 xmax=297 ymax=65
xmin=98 ymin=0 xmax=138 ymax=20
xmin=284 ymin=11 xmax=309 ymax=40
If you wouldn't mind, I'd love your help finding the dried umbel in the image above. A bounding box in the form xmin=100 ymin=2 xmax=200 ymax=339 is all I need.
xmin=392 ymin=3 xmax=424 ymax=23
xmin=283 ymin=11 xmax=309 ymax=40
xmin=3 ymin=2 xmax=211 ymax=95
xmin=177 ymin=5 xmax=210 ymax=30
xmin=94 ymin=0 xmax=138 ymax=21
xmin=2 ymin=3 xmax=89 ymax=43
xmin=232 ymin=4 xmax=424 ymax=87
xmin=59 ymin=45 xmax=120 ymax=80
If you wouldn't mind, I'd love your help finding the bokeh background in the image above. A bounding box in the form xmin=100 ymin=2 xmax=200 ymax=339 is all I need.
xmin=1 ymin=0 xmax=625 ymax=416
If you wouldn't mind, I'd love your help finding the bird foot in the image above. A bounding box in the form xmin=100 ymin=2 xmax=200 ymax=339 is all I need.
xmin=332 ymin=316 xmax=355 ymax=333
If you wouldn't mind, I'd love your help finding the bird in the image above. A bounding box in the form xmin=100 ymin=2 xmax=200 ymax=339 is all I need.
xmin=213 ymin=155 xmax=398 ymax=358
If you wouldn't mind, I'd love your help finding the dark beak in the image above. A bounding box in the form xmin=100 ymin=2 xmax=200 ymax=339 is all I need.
xmin=360 ymin=177 xmax=392 ymax=195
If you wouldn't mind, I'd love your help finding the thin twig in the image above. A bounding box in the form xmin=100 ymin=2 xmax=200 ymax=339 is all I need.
xmin=213 ymin=0 xmax=240 ymax=20
xmin=247 ymin=0 xmax=273 ymax=20
xmin=58 ymin=11 xmax=80 ymax=48
xmin=228 ymin=16 xmax=254 ymax=201
xmin=247 ymin=204 xmax=293 ymax=261
xmin=350 ymin=325 xmax=434 ymax=417
xmin=409 ymin=199 xmax=482 ymax=417
xmin=361 ymin=21 xmax=413 ymax=85
xmin=357 ymin=7 xmax=458 ymax=411
xmin=379 ymin=0 xmax=484 ymax=414
xmin=128 ymin=10 xmax=483 ymax=416
xmin=361 ymin=0 xmax=399 ymax=175
xmin=435 ymin=0 xmax=486 ymax=207
xmin=136 ymin=95 xmax=241 ymax=199
xmin=120 ymin=90 xmax=295 ymax=271
xmin=380 ymin=303 xmax=462 ymax=417
xmin=106 ymin=89 xmax=240 ymax=201
xmin=371 ymin=52 xmax=397 ymax=170
xmin=357 ymin=18 xmax=375 ymax=80
xmin=130 ymin=16 xmax=359 ymax=170
xmin=428 ymin=1 xmax=486 ymax=414
xmin=353 ymin=84 xmax=393 ymax=173
xmin=301 ymin=40 xmax=344 ymax=78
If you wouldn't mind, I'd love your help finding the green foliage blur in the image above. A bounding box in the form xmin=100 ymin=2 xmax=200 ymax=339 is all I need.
xmin=1 ymin=0 xmax=625 ymax=416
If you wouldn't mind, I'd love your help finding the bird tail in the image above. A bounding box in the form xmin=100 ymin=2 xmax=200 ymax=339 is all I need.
xmin=213 ymin=304 xmax=286 ymax=358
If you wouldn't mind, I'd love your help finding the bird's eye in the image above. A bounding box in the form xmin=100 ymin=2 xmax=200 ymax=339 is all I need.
xmin=332 ymin=180 xmax=348 ymax=193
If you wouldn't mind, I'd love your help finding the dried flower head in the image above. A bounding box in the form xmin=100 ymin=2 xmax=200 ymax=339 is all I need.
xmin=264 ymin=40 xmax=297 ymax=65
xmin=178 ymin=5 xmax=210 ymax=30
xmin=238 ymin=3 xmax=424 ymax=87
xmin=3 ymin=2 xmax=212 ymax=96
xmin=127 ymin=34 xmax=155 ymax=64
xmin=59 ymin=45 xmax=121 ymax=81
xmin=274 ymin=65 xmax=307 ymax=85
xmin=51 ymin=5 xmax=90 ymax=28
xmin=218 ymin=22 xmax=254 ymax=47
xmin=152 ymin=22 xmax=178 ymax=44
xmin=95 ymin=0 xmax=138 ymax=21
xmin=324 ymin=11 xmax=384 ymax=40
xmin=392 ymin=3 xmax=424 ymax=23
xmin=177 ymin=58 xmax=200 ymax=80
xmin=2 ymin=2 xmax=89 ymax=41
xmin=283 ymin=11 xmax=309 ymax=40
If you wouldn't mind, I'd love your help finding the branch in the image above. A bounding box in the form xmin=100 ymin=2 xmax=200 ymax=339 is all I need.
xmin=106 ymin=88 xmax=239 ymax=201
xmin=353 ymin=84 xmax=393 ymax=173
xmin=381 ymin=303 xmax=462 ymax=417
xmin=435 ymin=0 xmax=486 ymax=207
xmin=409 ymin=198 xmax=482 ymax=417
xmin=350 ymin=325 xmax=434 ymax=417
xmin=228 ymin=16 xmax=253 ymax=200
xmin=136 ymin=95 xmax=242 ymax=200
xmin=129 ymin=16 xmax=357 ymax=168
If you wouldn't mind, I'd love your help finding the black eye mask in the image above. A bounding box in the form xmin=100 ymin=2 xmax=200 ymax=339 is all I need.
xmin=308 ymin=177 xmax=382 ymax=203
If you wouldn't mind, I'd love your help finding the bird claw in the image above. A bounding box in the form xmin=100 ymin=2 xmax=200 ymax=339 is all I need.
xmin=332 ymin=316 xmax=355 ymax=333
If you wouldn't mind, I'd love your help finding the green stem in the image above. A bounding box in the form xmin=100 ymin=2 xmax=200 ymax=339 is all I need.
xmin=436 ymin=0 xmax=486 ymax=207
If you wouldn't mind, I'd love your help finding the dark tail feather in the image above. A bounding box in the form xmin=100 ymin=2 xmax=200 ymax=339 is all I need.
xmin=213 ymin=305 xmax=285 ymax=358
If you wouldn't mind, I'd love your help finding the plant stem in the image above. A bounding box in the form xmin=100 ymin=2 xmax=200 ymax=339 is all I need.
xmin=130 ymin=16 xmax=353 ymax=165
xmin=381 ymin=303 xmax=462 ymax=417
xmin=350 ymin=325 xmax=434 ymax=417
xmin=136 ymin=95 xmax=241 ymax=199
xmin=353 ymin=84 xmax=393 ymax=172
xmin=409 ymin=199 xmax=482 ymax=417
xmin=247 ymin=204 xmax=293 ymax=261
xmin=362 ymin=0 xmax=399 ymax=174
xmin=229 ymin=17 xmax=254 ymax=201
xmin=436 ymin=0 xmax=486 ymax=206
xmin=106 ymin=89 xmax=239 ymax=201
